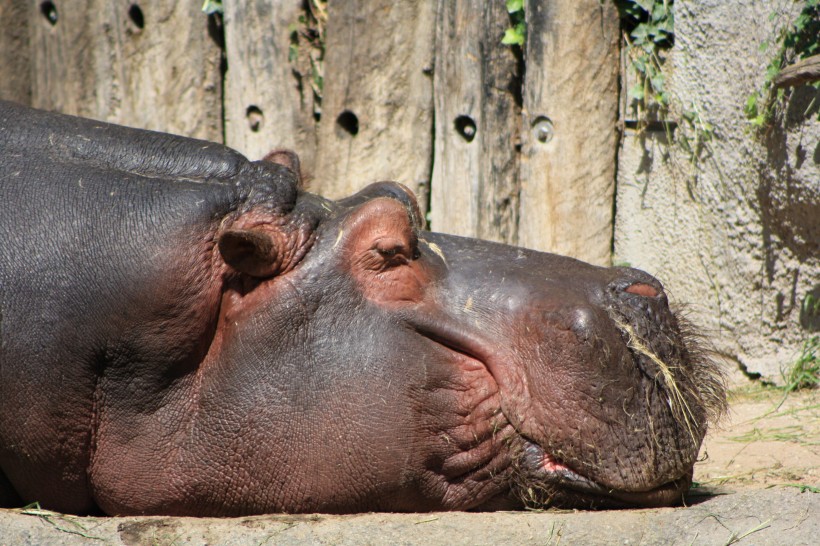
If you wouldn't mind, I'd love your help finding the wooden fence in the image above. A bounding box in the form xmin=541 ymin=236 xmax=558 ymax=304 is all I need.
xmin=0 ymin=0 xmax=621 ymax=265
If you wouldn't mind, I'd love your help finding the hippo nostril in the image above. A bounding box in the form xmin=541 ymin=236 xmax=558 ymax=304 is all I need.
xmin=625 ymin=283 xmax=660 ymax=298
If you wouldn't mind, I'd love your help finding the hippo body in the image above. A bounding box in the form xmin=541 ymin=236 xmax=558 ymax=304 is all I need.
xmin=0 ymin=100 xmax=725 ymax=516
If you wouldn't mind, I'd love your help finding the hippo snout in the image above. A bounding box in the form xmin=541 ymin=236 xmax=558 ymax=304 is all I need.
xmin=491 ymin=268 xmax=717 ymax=507
xmin=409 ymin=236 xmax=725 ymax=509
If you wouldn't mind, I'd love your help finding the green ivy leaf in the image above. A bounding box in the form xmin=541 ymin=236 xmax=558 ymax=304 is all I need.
xmin=506 ymin=0 xmax=524 ymax=13
xmin=651 ymin=3 xmax=668 ymax=22
xmin=749 ymin=113 xmax=767 ymax=127
xmin=744 ymin=94 xmax=758 ymax=118
xmin=201 ymin=0 xmax=223 ymax=15
xmin=650 ymin=73 xmax=665 ymax=93
xmin=765 ymin=62 xmax=781 ymax=81
xmin=501 ymin=25 xmax=525 ymax=46
xmin=631 ymin=24 xmax=652 ymax=42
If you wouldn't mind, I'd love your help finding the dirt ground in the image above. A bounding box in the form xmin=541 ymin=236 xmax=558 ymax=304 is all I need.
xmin=1 ymin=380 xmax=817 ymax=545
xmin=694 ymin=381 xmax=819 ymax=494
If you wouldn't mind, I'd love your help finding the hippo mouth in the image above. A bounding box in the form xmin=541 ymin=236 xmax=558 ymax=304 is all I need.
xmin=516 ymin=441 xmax=691 ymax=509
xmin=414 ymin=326 xmax=690 ymax=509
xmin=410 ymin=311 xmax=703 ymax=511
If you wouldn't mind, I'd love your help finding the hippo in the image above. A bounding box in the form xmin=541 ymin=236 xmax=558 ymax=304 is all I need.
xmin=0 ymin=100 xmax=725 ymax=516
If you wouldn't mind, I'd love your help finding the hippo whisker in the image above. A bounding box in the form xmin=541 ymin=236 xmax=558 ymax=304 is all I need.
xmin=610 ymin=316 xmax=699 ymax=447
xmin=671 ymin=311 xmax=729 ymax=426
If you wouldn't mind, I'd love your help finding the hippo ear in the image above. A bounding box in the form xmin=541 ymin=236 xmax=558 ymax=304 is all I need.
xmin=218 ymin=229 xmax=279 ymax=278
xmin=262 ymin=149 xmax=303 ymax=187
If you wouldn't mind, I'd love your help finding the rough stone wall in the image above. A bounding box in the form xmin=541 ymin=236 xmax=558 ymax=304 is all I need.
xmin=615 ymin=0 xmax=819 ymax=381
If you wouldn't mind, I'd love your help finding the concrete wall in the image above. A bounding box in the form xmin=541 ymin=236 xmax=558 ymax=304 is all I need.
xmin=615 ymin=0 xmax=819 ymax=381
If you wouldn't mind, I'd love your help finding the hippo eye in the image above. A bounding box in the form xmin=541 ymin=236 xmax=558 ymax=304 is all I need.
xmin=372 ymin=239 xmax=412 ymax=269
xmin=370 ymin=237 xmax=419 ymax=269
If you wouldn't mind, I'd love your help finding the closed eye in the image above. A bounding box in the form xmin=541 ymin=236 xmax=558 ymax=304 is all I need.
xmin=378 ymin=247 xmax=399 ymax=258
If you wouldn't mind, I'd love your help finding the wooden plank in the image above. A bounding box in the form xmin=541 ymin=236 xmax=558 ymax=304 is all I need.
xmin=429 ymin=0 xmax=521 ymax=243
xmin=29 ymin=1 xmax=221 ymax=140
xmin=28 ymin=0 xmax=95 ymax=117
xmin=313 ymin=0 xmax=436 ymax=205
xmin=517 ymin=0 xmax=620 ymax=264
xmin=0 ymin=1 xmax=31 ymax=104
xmin=223 ymin=0 xmax=317 ymax=164
xmin=774 ymin=53 xmax=820 ymax=89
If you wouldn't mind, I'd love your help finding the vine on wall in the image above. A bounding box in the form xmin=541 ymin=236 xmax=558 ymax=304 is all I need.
xmin=288 ymin=0 xmax=328 ymax=122
xmin=745 ymin=0 xmax=820 ymax=129
xmin=615 ymin=1 xmax=716 ymax=171
xmin=502 ymin=0 xmax=526 ymax=46
xmin=615 ymin=0 xmax=674 ymax=115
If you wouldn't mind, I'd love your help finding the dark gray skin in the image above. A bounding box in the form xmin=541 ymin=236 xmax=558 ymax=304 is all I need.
xmin=0 ymin=100 xmax=725 ymax=516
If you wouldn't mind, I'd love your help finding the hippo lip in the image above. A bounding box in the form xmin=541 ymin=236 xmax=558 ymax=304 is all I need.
xmin=520 ymin=441 xmax=689 ymax=508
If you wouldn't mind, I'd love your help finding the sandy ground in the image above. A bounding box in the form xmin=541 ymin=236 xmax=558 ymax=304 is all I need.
xmin=1 ymin=382 xmax=817 ymax=545
xmin=695 ymin=383 xmax=819 ymax=494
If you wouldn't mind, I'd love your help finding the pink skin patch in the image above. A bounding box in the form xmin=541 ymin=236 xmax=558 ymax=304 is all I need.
xmin=624 ymin=283 xmax=659 ymax=298
xmin=540 ymin=452 xmax=570 ymax=473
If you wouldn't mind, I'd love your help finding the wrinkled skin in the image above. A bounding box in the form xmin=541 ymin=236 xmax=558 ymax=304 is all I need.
xmin=0 ymin=101 xmax=725 ymax=516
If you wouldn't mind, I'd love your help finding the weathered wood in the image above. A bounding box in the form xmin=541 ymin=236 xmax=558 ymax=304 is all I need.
xmin=29 ymin=1 xmax=221 ymax=140
xmin=518 ymin=0 xmax=620 ymax=264
xmin=430 ymin=0 xmax=521 ymax=243
xmin=0 ymin=1 xmax=31 ymax=104
xmin=28 ymin=0 xmax=94 ymax=116
xmin=313 ymin=0 xmax=436 ymax=204
xmin=223 ymin=1 xmax=317 ymax=164
xmin=773 ymin=54 xmax=820 ymax=89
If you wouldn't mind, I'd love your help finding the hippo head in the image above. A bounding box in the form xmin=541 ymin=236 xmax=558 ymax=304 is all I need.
xmin=204 ymin=162 xmax=726 ymax=514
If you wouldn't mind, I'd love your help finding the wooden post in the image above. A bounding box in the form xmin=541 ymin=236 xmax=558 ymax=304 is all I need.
xmin=518 ymin=0 xmax=620 ymax=264
xmin=429 ymin=0 xmax=521 ymax=243
xmin=27 ymin=0 xmax=95 ymax=117
xmin=223 ymin=1 xmax=317 ymax=164
xmin=773 ymin=54 xmax=820 ymax=89
xmin=28 ymin=0 xmax=222 ymax=140
xmin=0 ymin=1 xmax=31 ymax=105
xmin=313 ymin=0 xmax=436 ymax=205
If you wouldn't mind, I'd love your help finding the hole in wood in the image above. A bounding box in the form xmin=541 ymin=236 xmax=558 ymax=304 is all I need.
xmin=40 ymin=1 xmax=58 ymax=26
xmin=246 ymin=105 xmax=264 ymax=133
xmin=532 ymin=116 xmax=554 ymax=143
xmin=454 ymin=115 xmax=476 ymax=142
xmin=336 ymin=110 xmax=359 ymax=136
xmin=128 ymin=4 xmax=145 ymax=30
